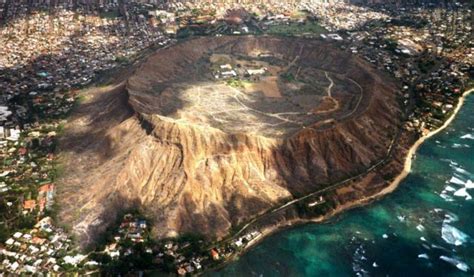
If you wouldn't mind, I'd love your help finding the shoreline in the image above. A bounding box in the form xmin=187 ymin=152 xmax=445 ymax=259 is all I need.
xmin=376 ymin=87 xmax=474 ymax=197
xmin=220 ymin=87 xmax=474 ymax=269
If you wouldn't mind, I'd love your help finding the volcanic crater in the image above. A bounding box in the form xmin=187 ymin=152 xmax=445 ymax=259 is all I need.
xmin=58 ymin=36 xmax=403 ymax=245
xmin=127 ymin=36 xmax=365 ymax=138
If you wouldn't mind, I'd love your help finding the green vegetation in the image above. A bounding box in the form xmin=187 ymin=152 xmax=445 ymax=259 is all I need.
xmin=296 ymin=200 xmax=333 ymax=218
xmin=384 ymin=39 xmax=398 ymax=52
xmin=108 ymin=244 xmax=154 ymax=273
xmin=89 ymin=208 xmax=142 ymax=251
xmin=17 ymin=214 xmax=37 ymax=230
xmin=191 ymin=8 xmax=200 ymax=16
xmin=0 ymin=224 xmax=10 ymax=242
xmin=176 ymin=27 xmax=197 ymax=39
xmin=280 ymin=72 xmax=296 ymax=82
xmin=391 ymin=17 xmax=429 ymax=28
xmin=467 ymin=79 xmax=474 ymax=88
xmin=431 ymin=108 xmax=446 ymax=121
xmin=175 ymin=233 xmax=207 ymax=255
xmin=418 ymin=58 xmax=436 ymax=74
xmin=115 ymin=56 xmax=130 ymax=64
xmin=226 ymin=79 xmax=246 ymax=88
xmin=265 ymin=22 xmax=326 ymax=36
xmin=100 ymin=11 xmax=119 ymax=19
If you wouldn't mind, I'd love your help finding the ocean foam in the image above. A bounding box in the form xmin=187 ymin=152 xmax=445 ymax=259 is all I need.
xmin=352 ymin=245 xmax=369 ymax=276
xmin=466 ymin=180 xmax=474 ymax=189
xmin=452 ymin=143 xmax=470 ymax=148
xmin=454 ymin=167 xmax=471 ymax=176
xmin=444 ymin=185 xmax=456 ymax=192
xmin=441 ymin=223 xmax=470 ymax=246
xmin=439 ymin=192 xmax=454 ymax=202
xmin=431 ymin=244 xmax=448 ymax=251
xmin=416 ymin=224 xmax=425 ymax=232
xmin=443 ymin=212 xmax=459 ymax=224
xmin=439 ymin=256 xmax=470 ymax=272
xmin=453 ymin=187 xmax=472 ymax=200
xmin=460 ymin=134 xmax=474 ymax=140
xmin=418 ymin=253 xmax=429 ymax=259
xmin=449 ymin=176 xmax=465 ymax=185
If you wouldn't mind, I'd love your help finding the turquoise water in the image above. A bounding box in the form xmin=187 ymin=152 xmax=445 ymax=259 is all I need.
xmin=212 ymin=95 xmax=474 ymax=276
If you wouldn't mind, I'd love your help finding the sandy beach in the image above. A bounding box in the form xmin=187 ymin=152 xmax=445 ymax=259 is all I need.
xmin=376 ymin=88 xmax=474 ymax=197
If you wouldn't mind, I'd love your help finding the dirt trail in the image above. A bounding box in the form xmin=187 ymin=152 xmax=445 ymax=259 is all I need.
xmin=325 ymin=71 xmax=334 ymax=97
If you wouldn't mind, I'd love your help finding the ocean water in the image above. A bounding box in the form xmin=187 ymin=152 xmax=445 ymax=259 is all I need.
xmin=211 ymin=95 xmax=474 ymax=277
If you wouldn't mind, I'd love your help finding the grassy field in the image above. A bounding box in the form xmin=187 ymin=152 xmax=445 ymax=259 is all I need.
xmin=226 ymin=78 xmax=250 ymax=88
xmin=265 ymin=21 xmax=327 ymax=36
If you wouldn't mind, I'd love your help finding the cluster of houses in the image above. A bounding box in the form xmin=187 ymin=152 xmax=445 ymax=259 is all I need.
xmin=104 ymin=214 xmax=150 ymax=259
xmin=0 ymin=8 xmax=170 ymax=95
xmin=313 ymin=3 xmax=471 ymax=136
xmin=0 ymin=217 xmax=91 ymax=274
xmin=231 ymin=230 xmax=262 ymax=249
xmin=0 ymin=0 xmax=472 ymax=274
xmin=215 ymin=64 xmax=237 ymax=79
xmin=23 ymin=183 xmax=55 ymax=214
xmin=99 ymin=225 xmax=264 ymax=275
xmin=346 ymin=3 xmax=472 ymax=134
xmin=0 ymin=121 xmax=96 ymax=273
xmin=174 ymin=229 xmax=262 ymax=275
xmin=409 ymin=62 xmax=467 ymax=133
xmin=0 ymin=121 xmax=59 ymax=222
xmin=302 ymin=1 xmax=389 ymax=32
xmin=153 ymin=0 xmax=329 ymax=37
xmin=0 ymin=2 xmax=176 ymax=274
xmin=119 ymin=215 xmax=148 ymax=243
xmin=175 ymin=252 xmax=204 ymax=275
xmin=165 ymin=0 xmax=301 ymax=19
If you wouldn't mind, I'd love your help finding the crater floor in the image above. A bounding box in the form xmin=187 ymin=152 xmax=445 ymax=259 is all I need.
xmin=127 ymin=36 xmax=370 ymax=138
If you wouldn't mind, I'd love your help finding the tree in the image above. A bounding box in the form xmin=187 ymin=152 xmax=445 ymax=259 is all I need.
xmin=88 ymin=252 xmax=112 ymax=265
xmin=18 ymin=214 xmax=36 ymax=229
xmin=2 ymin=0 xmax=12 ymax=23
xmin=0 ymin=224 xmax=10 ymax=242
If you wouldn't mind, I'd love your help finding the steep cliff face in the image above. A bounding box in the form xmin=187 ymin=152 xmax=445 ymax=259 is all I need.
xmin=58 ymin=36 xmax=402 ymax=245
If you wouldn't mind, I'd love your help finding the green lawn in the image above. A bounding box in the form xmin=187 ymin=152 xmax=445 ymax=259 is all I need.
xmin=265 ymin=22 xmax=327 ymax=36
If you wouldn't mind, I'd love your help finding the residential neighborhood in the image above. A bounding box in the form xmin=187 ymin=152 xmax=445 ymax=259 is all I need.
xmin=0 ymin=0 xmax=472 ymax=274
